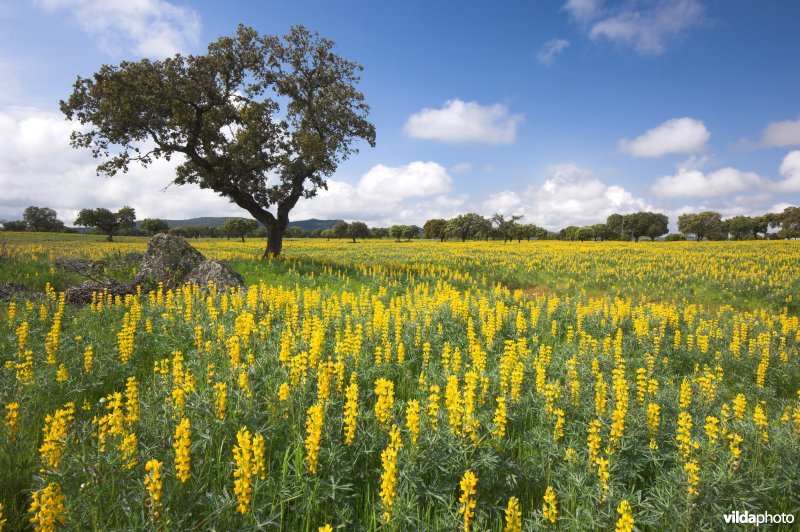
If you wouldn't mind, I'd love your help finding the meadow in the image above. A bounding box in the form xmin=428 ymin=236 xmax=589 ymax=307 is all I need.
xmin=1 ymin=233 xmax=799 ymax=530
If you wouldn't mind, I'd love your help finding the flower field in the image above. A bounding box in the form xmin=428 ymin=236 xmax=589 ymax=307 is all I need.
xmin=1 ymin=234 xmax=799 ymax=530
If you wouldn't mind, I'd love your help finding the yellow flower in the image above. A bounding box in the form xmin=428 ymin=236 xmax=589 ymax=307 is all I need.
xmin=29 ymin=482 xmax=67 ymax=531
xmin=587 ymin=419 xmax=602 ymax=467
xmin=504 ymin=496 xmax=522 ymax=531
xmin=343 ymin=375 xmax=359 ymax=445
xmin=675 ymin=411 xmax=697 ymax=461
xmin=144 ymin=459 xmax=163 ymax=523
xmin=542 ymin=486 xmax=558 ymax=524
xmin=493 ymin=396 xmax=509 ymax=439
xmin=553 ymin=408 xmax=565 ymax=441
xmin=646 ymin=402 xmax=660 ymax=450
xmin=458 ymin=470 xmax=478 ymax=532
xmin=39 ymin=402 xmax=75 ymax=472
xmin=615 ymin=500 xmax=634 ymax=532
xmin=305 ymin=403 xmax=324 ymax=474
xmin=119 ymin=432 xmax=138 ymax=471
xmin=727 ymin=432 xmax=743 ymax=470
xmin=237 ymin=433 xmax=258 ymax=476
xmin=684 ymin=459 xmax=700 ymax=497
xmin=214 ymin=382 xmax=228 ymax=421
xmin=753 ymin=404 xmax=769 ymax=443
xmin=374 ymin=378 xmax=395 ymax=429
xmin=173 ymin=417 xmax=191 ymax=483
xmin=379 ymin=424 xmax=403 ymax=522
xmin=732 ymin=393 xmax=747 ymax=420
xmin=405 ymin=400 xmax=420 ymax=444
xmin=4 ymin=402 xmax=19 ymax=440
xmin=679 ymin=377 xmax=692 ymax=410
xmin=124 ymin=376 xmax=139 ymax=425
xmin=278 ymin=382 xmax=291 ymax=402
xmin=233 ymin=427 xmax=254 ymax=513
xmin=704 ymin=416 xmax=719 ymax=446
xmin=427 ymin=384 xmax=441 ymax=431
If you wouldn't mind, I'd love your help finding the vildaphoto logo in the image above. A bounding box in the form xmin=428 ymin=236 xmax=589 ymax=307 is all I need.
xmin=723 ymin=511 xmax=795 ymax=526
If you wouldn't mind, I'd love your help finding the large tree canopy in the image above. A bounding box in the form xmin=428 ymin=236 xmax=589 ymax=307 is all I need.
xmin=61 ymin=24 xmax=376 ymax=257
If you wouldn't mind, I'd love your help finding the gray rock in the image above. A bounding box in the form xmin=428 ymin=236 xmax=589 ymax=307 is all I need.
xmin=134 ymin=233 xmax=205 ymax=288
xmin=65 ymin=280 xmax=134 ymax=305
xmin=0 ymin=282 xmax=27 ymax=301
xmin=53 ymin=257 xmax=106 ymax=276
xmin=186 ymin=260 xmax=245 ymax=292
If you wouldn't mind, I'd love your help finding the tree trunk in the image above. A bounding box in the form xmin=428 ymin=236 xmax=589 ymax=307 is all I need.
xmin=240 ymin=235 xmax=245 ymax=242
xmin=265 ymin=225 xmax=283 ymax=258
xmin=107 ymin=233 xmax=113 ymax=242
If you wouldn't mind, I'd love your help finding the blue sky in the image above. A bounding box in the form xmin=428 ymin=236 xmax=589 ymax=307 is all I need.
xmin=1 ymin=0 xmax=799 ymax=229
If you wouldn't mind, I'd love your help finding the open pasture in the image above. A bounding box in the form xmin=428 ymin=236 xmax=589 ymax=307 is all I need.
xmin=1 ymin=235 xmax=799 ymax=530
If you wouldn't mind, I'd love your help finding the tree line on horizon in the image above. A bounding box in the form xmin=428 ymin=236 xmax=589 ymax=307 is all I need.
xmin=3 ymin=205 xmax=800 ymax=242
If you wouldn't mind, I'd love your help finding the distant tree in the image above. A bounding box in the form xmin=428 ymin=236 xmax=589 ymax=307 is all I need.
xmin=778 ymin=206 xmax=800 ymax=238
xmin=140 ymin=218 xmax=169 ymax=235
xmin=422 ymin=219 xmax=448 ymax=241
xmin=621 ymin=212 xmax=648 ymax=242
xmin=3 ymin=220 xmax=27 ymax=232
xmin=575 ymin=226 xmax=594 ymax=242
xmin=347 ymin=221 xmax=370 ymax=242
xmin=404 ymin=225 xmax=421 ymax=240
xmin=446 ymin=213 xmax=488 ymax=242
xmin=285 ymin=226 xmax=308 ymax=238
xmin=621 ymin=211 xmax=667 ymax=242
xmin=664 ymin=233 xmax=687 ymax=241
xmin=606 ymin=214 xmax=626 ymax=240
xmin=591 ymin=223 xmax=611 ymax=241
xmin=560 ymin=226 xmax=579 ymax=241
xmin=677 ymin=211 xmax=722 ymax=241
xmin=643 ymin=213 xmax=669 ymax=241
xmin=389 ymin=225 xmax=408 ymax=241
xmin=332 ymin=221 xmax=350 ymax=239
xmin=310 ymin=228 xmax=324 ymax=238
xmin=74 ymin=206 xmax=135 ymax=241
xmin=321 ymin=229 xmax=333 ymax=240
xmin=753 ymin=213 xmax=780 ymax=239
xmin=23 ymin=206 xmax=65 ymax=232
xmin=514 ymin=223 xmax=542 ymax=242
xmin=220 ymin=218 xmax=259 ymax=242
xmin=723 ymin=215 xmax=754 ymax=240
xmin=490 ymin=213 xmax=523 ymax=242
xmin=371 ymin=227 xmax=389 ymax=239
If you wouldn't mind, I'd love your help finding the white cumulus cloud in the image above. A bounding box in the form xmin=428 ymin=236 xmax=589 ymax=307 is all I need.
xmin=537 ymin=38 xmax=571 ymax=66
xmin=619 ymin=117 xmax=709 ymax=158
xmin=760 ymin=118 xmax=800 ymax=148
xmin=404 ymin=99 xmax=524 ymax=144
xmin=773 ymin=150 xmax=800 ymax=193
xmin=35 ymin=0 xmax=201 ymax=58
xmin=290 ymin=162 xmax=465 ymax=226
xmin=482 ymin=163 xmax=651 ymax=230
xmin=566 ymin=0 xmax=704 ymax=55
xmin=651 ymin=167 xmax=764 ymax=198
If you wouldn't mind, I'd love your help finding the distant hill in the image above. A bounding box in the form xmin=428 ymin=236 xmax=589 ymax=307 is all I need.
xmin=151 ymin=217 xmax=344 ymax=231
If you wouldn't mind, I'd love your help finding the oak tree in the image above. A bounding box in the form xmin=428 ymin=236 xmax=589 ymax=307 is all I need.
xmin=61 ymin=25 xmax=375 ymax=257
